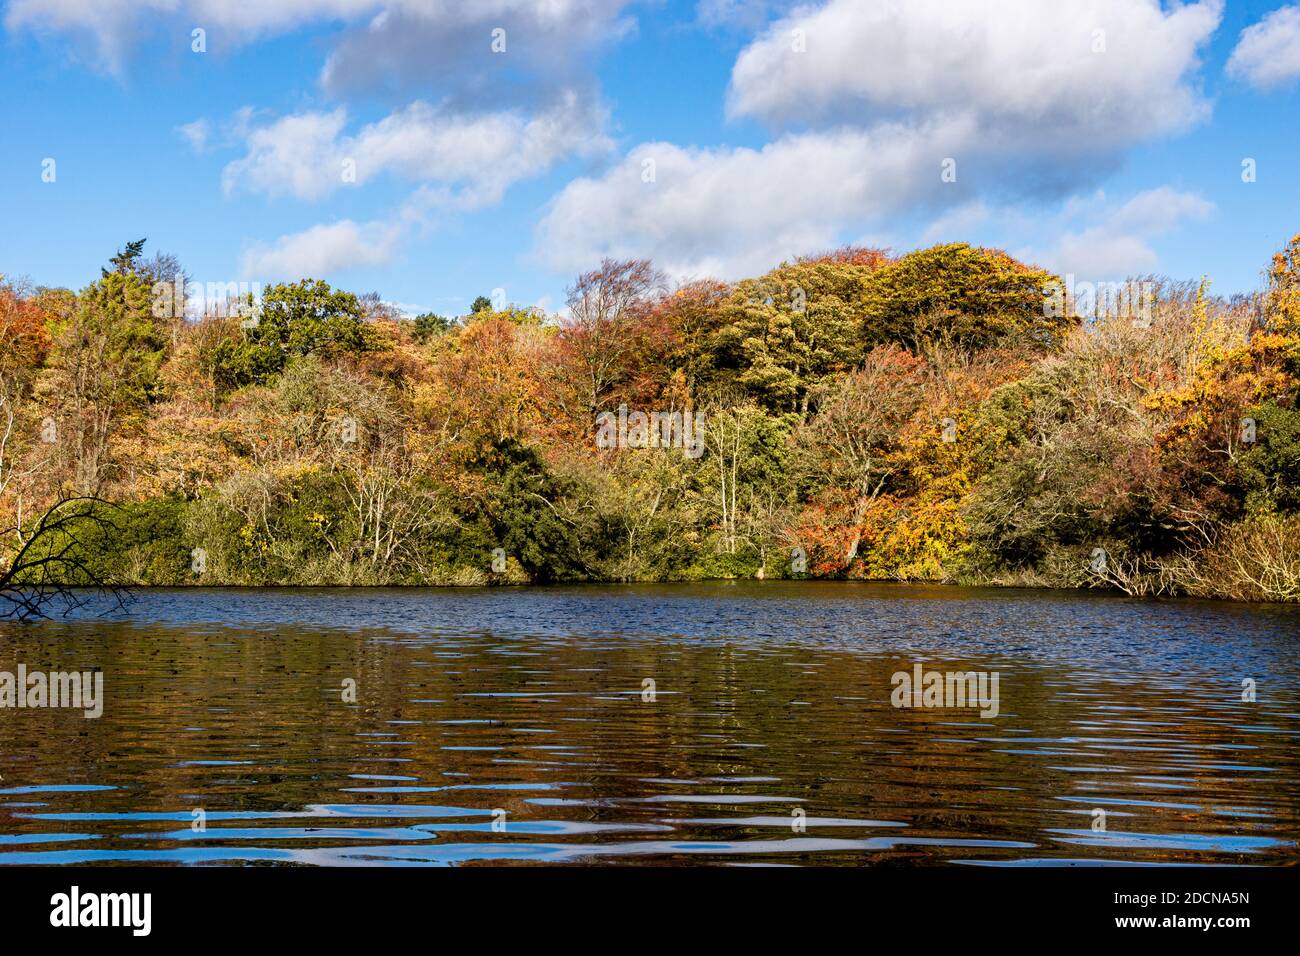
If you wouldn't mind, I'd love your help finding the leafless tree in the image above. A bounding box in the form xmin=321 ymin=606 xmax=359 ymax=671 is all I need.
xmin=561 ymin=258 xmax=667 ymax=419
xmin=0 ymin=496 xmax=128 ymax=620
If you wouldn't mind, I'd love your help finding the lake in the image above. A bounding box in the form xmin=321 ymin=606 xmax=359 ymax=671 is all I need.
xmin=1 ymin=583 xmax=1297 ymax=866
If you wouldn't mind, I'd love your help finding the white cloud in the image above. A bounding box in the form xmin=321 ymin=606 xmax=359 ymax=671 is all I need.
xmin=538 ymin=117 xmax=975 ymax=279
xmin=6 ymin=0 xmax=381 ymax=62
xmin=536 ymin=1 xmax=1225 ymax=282
xmin=188 ymin=0 xmax=378 ymax=33
xmin=221 ymin=109 xmax=350 ymax=200
xmin=1050 ymin=230 xmax=1165 ymax=279
xmin=729 ymin=0 xmax=1222 ymax=153
xmin=1026 ymin=187 xmax=1214 ymax=281
xmin=5 ymin=0 xmax=637 ymax=95
xmin=1104 ymin=186 xmax=1215 ymax=236
xmin=225 ymin=91 xmax=611 ymax=279
xmin=541 ymin=131 xmax=1217 ymax=283
xmin=5 ymin=1 xmax=378 ymax=73
xmin=175 ymin=118 xmax=212 ymax=153
xmin=5 ymin=0 xmax=177 ymax=72
xmin=319 ymin=0 xmax=637 ymax=102
xmin=920 ymin=202 xmax=993 ymax=245
xmin=1227 ymin=4 xmax=1300 ymax=90
xmin=240 ymin=218 xmax=404 ymax=279
xmin=15 ymin=0 xmax=1234 ymax=291
xmin=221 ymin=93 xmax=610 ymax=205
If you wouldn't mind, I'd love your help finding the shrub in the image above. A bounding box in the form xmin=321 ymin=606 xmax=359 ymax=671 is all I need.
xmin=1171 ymin=516 xmax=1300 ymax=602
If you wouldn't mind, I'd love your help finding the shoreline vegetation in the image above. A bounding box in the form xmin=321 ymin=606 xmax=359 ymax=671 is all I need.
xmin=2 ymin=238 xmax=1299 ymax=608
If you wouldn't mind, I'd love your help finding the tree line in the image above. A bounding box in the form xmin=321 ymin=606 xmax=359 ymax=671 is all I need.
xmin=1 ymin=235 xmax=1297 ymax=603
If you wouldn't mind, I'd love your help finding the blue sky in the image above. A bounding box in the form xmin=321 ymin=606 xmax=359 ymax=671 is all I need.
xmin=1 ymin=0 xmax=1297 ymax=315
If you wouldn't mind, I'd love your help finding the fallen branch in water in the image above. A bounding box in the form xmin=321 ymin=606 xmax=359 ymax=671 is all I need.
xmin=0 ymin=496 xmax=131 ymax=621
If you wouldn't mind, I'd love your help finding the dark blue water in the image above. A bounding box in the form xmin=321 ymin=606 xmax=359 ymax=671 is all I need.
xmin=1 ymin=583 xmax=1297 ymax=865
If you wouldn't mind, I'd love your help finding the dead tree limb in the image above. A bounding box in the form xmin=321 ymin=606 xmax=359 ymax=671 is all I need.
xmin=0 ymin=496 xmax=130 ymax=621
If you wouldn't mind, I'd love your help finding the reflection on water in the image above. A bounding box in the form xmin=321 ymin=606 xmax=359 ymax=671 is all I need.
xmin=1 ymin=582 xmax=1297 ymax=866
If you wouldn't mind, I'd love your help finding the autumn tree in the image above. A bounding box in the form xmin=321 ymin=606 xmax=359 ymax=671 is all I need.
xmin=3 ymin=231 xmax=1297 ymax=600
xmin=0 ymin=283 xmax=52 ymax=514
xmin=654 ymin=279 xmax=733 ymax=398
xmin=860 ymin=243 xmax=1067 ymax=352
xmin=1265 ymin=233 xmax=1300 ymax=335
xmin=106 ymin=238 xmax=147 ymax=276
xmin=40 ymin=268 xmax=166 ymax=495
xmin=699 ymin=402 xmax=792 ymax=562
xmin=710 ymin=258 xmax=874 ymax=415
xmin=205 ymin=279 xmax=372 ymax=391
xmin=412 ymin=312 xmax=453 ymax=343
xmin=1146 ymin=256 xmax=1300 ymax=547
xmin=418 ymin=314 xmax=551 ymax=448
xmin=558 ymin=259 xmax=668 ymax=421
xmin=795 ymin=344 xmax=928 ymax=569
